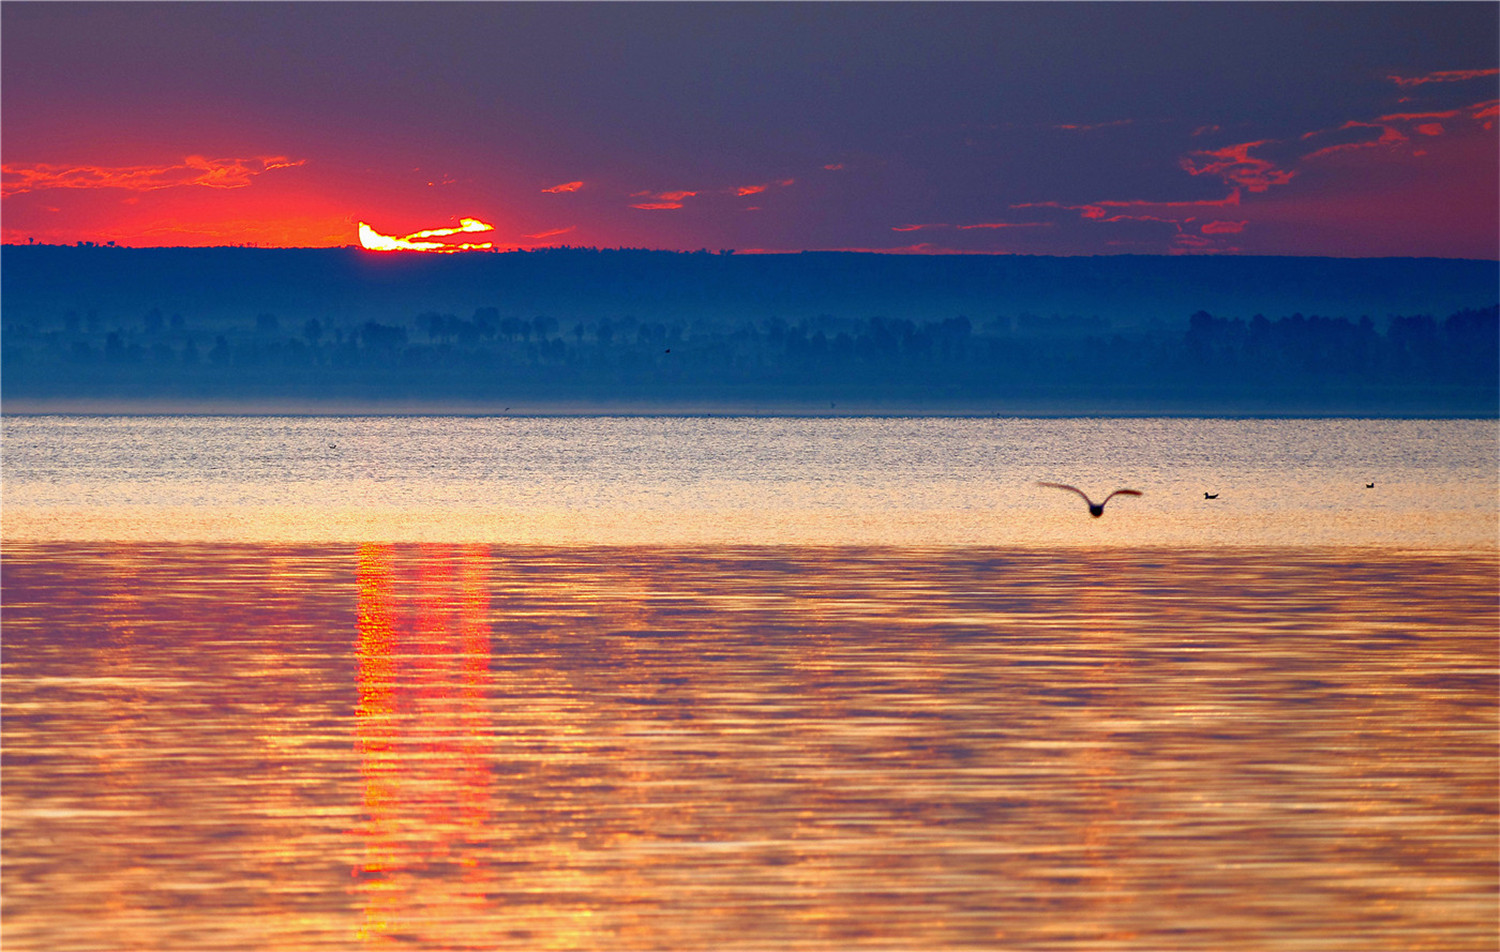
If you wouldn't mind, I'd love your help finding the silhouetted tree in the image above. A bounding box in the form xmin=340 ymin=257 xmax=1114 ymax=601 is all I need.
xmin=472 ymin=306 xmax=499 ymax=339
xmin=360 ymin=321 xmax=408 ymax=352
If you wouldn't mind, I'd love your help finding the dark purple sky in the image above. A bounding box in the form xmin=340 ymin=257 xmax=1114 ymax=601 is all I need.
xmin=3 ymin=2 xmax=1496 ymax=256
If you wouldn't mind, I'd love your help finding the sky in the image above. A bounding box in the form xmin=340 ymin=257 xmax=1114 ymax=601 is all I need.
xmin=2 ymin=2 xmax=1496 ymax=257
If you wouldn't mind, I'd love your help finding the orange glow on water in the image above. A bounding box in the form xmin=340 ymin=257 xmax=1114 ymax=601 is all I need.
xmin=353 ymin=543 xmax=496 ymax=944
xmin=357 ymin=217 xmax=495 ymax=252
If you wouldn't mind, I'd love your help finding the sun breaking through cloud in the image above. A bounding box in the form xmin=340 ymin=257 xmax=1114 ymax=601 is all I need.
xmin=358 ymin=217 xmax=495 ymax=252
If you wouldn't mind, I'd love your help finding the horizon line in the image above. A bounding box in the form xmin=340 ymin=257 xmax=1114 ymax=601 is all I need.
xmin=3 ymin=242 xmax=1497 ymax=263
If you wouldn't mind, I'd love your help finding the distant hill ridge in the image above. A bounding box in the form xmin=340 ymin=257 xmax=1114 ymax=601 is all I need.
xmin=3 ymin=245 xmax=1495 ymax=332
xmin=3 ymin=246 xmax=1494 ymax=415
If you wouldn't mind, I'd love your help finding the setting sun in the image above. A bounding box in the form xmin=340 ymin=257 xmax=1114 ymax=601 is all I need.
xmin=357 ymin=217 xmax=495 ymax=252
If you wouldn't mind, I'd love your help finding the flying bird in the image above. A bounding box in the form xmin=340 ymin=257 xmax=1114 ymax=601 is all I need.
xmin=1204 ymin=492 xmax=1218 ymax=499
xmin=1037 ymin=482 xmax=1142 ymax=517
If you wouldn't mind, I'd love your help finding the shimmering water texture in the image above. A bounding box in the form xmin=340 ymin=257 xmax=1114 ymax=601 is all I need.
xmin=4 ymin=543 xmax=1496 ymax=951
xmin=3 ymin=416 xmax=1497 ymax=548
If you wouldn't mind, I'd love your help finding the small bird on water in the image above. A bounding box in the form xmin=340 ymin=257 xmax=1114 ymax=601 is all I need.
xmin=1037 ymin=482 xmax=1142 ymax=517
xmin=1204 ymin=492 xmax=1219 ymax=499
xmin=1366 ymin=482 xmax=1375 ymax=489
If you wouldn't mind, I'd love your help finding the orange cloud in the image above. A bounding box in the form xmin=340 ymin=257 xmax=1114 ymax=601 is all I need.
xmin=1292 ymin=100 xmax=1496 ymax=161
xmin=956 ymin=221 xmax=1050 ymax=230
xmin=1170 ymin=232 xmax=1235 ymax=254
xmin=1094 ymin=214 xmax=1182 ymax=225
xmin=1201 ymin=220 xmax=1247 ymax=234
xmin=542 ymin=180 xmax=583 ymax=193
xmin=1009 ymin=85 xmax=1497 ymax=255
xmin=630 ymin=189 xmax=696 ymax=208
xmin=0 ymin=155 xmax=304 ymax=198
xmin=1012 ymin=193 xmax=1244 ymax=254
xmin=736 ymin=178 xmax=794 ymax=197
xmin=522 ymin=226 xmax=575 ymax=240
xmin=1298 ymin=120 xmax=1411 ymax=161
xmin=894 ymin=220 xmax=1049 ymax=233
xmin=1053 ymin=119 xmax=1134 ymax=132
xmin=1387 ymin=68 xmax=1500 ymax=87
xmin=1016 ymin=191 xmax=1241 ymax=218
xmin=1376 ymin=109 xmax=1462 ymax=123
xmin=1179 ymin=141 xmax=1295 ymax=192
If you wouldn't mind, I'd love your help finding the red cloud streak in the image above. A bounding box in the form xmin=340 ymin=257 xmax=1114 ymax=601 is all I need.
xmin=1 ymin=155 xmax=304 ymax=198
xmin=957 ymin=221 xmax=1049 ymax=230
xmin=1179 ymin=142 xmax=1295 ymax=192
xmin=1201 ymin=220 xmax=1247 ymax=234
xmin=1387 ymin=68 xmax=1499 ymax=87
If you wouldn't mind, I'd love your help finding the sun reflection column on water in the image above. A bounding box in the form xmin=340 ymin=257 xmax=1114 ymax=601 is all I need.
xmin=96 ymin=545 xmax=150 ymax=929
xmin=353 ymin=544 xmax=399 ymax=942
xmin=1064 ymin=554 xmax=1142 ymax=942
xmin=352 ymin=543 xmax=496 ymax=947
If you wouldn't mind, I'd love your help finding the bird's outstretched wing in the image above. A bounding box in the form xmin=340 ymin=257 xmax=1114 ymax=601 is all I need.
xmin=1102 ymin=489 xmax=1142 ymax=504
xmin=1036 ymin=482 xmax=1095 ymax=505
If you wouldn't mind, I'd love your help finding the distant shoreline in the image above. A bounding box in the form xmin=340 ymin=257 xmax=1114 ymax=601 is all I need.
xmin=4 ymin=397 xmax=1495 ymax=420
xmin=5 ymin=246 xmax=1494 ymax=417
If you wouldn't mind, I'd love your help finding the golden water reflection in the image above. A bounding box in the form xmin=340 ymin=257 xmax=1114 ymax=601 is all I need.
xmin=3 ymin=543 xmax=1497 ymax=950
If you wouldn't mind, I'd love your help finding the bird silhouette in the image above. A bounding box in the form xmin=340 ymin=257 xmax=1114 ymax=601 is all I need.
xmin=1037 ymin=482 xmax=1142 ymax=517
xmin=1365 ymin=482 xmax=1374 ymax=489
xmin=1204 ymin=492 xmax=1218 ymax=499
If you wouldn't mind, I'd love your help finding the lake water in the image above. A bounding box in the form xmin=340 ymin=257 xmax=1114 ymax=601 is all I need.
xmin=2 ymin=416 xmax=1497 ymax=950
xmin=2 ymin=415 xmax=1497 ymax=547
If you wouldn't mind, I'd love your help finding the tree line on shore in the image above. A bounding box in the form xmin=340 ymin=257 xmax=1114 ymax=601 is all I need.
xmin=3 ymin=299 xmax=1494 ymax=412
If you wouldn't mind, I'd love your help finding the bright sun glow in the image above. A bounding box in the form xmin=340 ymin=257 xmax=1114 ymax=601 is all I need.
xmin=358 ymin=217 xmax=495 ymax=252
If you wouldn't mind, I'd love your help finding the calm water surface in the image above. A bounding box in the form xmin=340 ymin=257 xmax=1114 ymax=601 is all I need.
xmin=2 ymin=417 xmax=1497 ymax=950
xmin=2 ymin=415 xmax=1496 ymax=546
